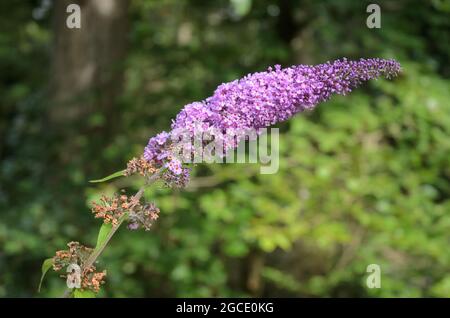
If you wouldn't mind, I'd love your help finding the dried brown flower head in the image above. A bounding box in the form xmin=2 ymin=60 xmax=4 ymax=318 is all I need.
xmin=91 ymin=194 xmax=132 ymax=226
xmin=125 ymin=156 xmax=158 ymax=177
xmin=127 ymin=201 xmax=160 ymax=231
xmin=53 ymin=242 xmax=92 ymax=271
xmin=52 ymin=241 xmax=107 ymax=293
xmin=81 ymin=266 xmax=107 ymax=293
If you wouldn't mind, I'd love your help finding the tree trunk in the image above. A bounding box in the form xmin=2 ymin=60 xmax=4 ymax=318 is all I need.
xmin=51 ymin=0 xmax=128 ymax=122
xmin=50 ymin=0 xmax=129 ymax=171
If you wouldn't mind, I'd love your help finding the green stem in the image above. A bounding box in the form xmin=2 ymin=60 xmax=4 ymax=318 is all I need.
xmin=83 ymin=216 xmax=126 ymax=274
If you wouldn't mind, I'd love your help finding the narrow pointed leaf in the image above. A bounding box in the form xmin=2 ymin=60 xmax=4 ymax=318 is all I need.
xmin=89 ymin=170 xmax=125 ymax=183
xmin=95 ymin=223 xmax=113 ymax=252
xmin=38 ymin=258 xmax=53 ymax=292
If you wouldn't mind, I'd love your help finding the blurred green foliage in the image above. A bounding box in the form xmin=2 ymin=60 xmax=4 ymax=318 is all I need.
xmin=0 ymin=0 xmax=449 ymax=297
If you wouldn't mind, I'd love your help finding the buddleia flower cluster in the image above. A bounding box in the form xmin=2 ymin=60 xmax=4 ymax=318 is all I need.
xmin=141 ymin=58 xmax=401 ymax=186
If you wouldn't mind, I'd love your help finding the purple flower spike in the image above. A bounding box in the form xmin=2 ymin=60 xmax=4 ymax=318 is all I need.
xmin=144 ymin=58 xmax=401 ymax=187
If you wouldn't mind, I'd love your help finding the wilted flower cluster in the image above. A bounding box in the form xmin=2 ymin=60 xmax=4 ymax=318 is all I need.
xmin=143 ymin=58 xmax=401 ymax=185
xmin=52 ymin=242 xmax=106 ymax=293
xmin=125 ymin=156 xmax=158 ymax=177
xmin=53 ymin=241 xmax=92 ymax=271
xmin=82 ymin=267 xmax=107 ymax=293
xmin=91 ymin=194 xmax=131 ymax=226
xmin=91 ymin=194 xmax=161 ymax=231
xmin=127 ymin=202 xmax=160 ymax=231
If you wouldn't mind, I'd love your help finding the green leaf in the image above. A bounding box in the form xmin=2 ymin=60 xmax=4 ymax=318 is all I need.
xmin=95 ymin=222 xmax=113 ymax=251
xmin=38 ymin=258 xmax=53 ymax=292
xmin=73 ymin=289 xmax=96 ymax=298
xmin=89 ymin=169 xmax=125 ymax=183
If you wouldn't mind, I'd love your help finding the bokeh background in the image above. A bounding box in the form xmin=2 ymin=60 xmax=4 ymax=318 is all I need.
xmin=1 ymin=0 xmax=449 ymax=297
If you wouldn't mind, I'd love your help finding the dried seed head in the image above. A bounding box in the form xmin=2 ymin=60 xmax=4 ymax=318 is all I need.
xmin=125 ymin=156 xmax=158 ymax=177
